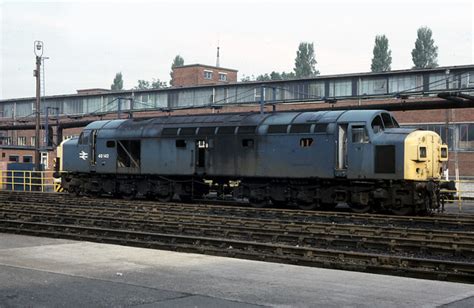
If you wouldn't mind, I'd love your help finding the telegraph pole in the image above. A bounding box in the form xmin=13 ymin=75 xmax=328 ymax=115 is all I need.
xmin=34 ymin=41 xmax=43 ymax=171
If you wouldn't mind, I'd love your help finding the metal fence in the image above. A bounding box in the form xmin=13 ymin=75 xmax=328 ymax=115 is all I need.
xmin=0 ymin=170 xmax=61 ymax=192
xmin=441 ymin=179 xmax=474 ymax=211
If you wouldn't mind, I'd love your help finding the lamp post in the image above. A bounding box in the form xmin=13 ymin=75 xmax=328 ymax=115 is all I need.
xmin=33 ymin=41 xmax=43 ymax=171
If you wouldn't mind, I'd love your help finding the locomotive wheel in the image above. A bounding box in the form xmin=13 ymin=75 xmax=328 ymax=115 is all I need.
xmin=320 ymin=202 xmax=337 ymax=211
xmin=179 ymin=194 xmax=193 ymax=203
xmin=349 ymin=202 xmax=371 ymax=213
xmin=390 ymin=205 xmax=413 ymax=216
xmin=122 ymin=192 xmax=136 ymax=200
xmin=271 ymin=199 xmax=288 ymax=207
xmin=297 ymin=201 xmax=318 ymax=210
xmin=249 ymin=198 xmax=267 ymax=208
xmin=157 ymin=194 xmax=173 ymax=202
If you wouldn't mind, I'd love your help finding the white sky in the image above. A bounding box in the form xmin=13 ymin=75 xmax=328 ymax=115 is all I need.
xmin=0 ymin=0 xmax=473 ymax=99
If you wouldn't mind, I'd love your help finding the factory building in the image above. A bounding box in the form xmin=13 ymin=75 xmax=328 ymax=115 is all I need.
xmin=0 ymin=64 xmax=473 ymax=176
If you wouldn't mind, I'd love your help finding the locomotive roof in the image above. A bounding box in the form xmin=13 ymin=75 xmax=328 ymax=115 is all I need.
xmin=83 ymin=110 xmax=389 ymax=138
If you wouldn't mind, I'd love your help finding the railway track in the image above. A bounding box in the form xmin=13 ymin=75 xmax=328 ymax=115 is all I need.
xmin=1 ymin=203 xmax=474 ymax=261
xmin=1 ymin=191 xmax=474 ymax=231
xmin=0 ymin=191 xmax=473 ymax=283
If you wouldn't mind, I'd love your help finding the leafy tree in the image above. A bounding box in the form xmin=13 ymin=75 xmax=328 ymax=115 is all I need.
xmin=294 ymin=42 xmax=319 ymax=78
xmin=134 ymin=80 xmax=150 ymax=90
xmin=111 ymin=72 xmax=123 ymax=90
xmin=411 ymin=26 xmax=439 ymax=69
xmin=281 ymin=71 xmax=296 ymax=80
xmin=371 ymin=35 xmax=392 ymax=72
xmin=170 ymin=55 xmax=184 ymax=85
xmin=240 ymin=74 xmax=254 ymax=82
xmin=270 ymin=71 xmax=282 ymax=80
xmin=134 ymin=78 xmax=167 ymax=90
xmin=256 ymin=73 xmax=271 ymax=81
xmin=151 ymin=78 xmax=167 ymax=89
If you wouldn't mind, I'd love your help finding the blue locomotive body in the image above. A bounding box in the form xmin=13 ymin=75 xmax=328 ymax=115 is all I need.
xmin=58 ymin=110 xmax=449 ymax=214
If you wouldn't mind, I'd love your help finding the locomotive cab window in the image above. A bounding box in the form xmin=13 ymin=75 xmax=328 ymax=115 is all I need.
xmin=352 ymin=126 xmax=369 ymax=143
xmin=382 ymin=113 xmax=396 ymax=128
xmin=300 ymin=138 xmax=313 ymax=147
xmin=418 ymin=146 xmax=427 ymax=161
xmin=78 ymin=132 xmax=90 ymax=145
xmin=106 ymin=140 xmax=116 ymax=148
xmin=371 ymin=116 xmax=384 ymax=134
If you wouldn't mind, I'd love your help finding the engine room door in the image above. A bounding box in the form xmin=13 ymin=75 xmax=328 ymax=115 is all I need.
xmin=195 ymin=139 xmax=208 ymax=175
xmin=335 ymin=124 xmax=348 ymax=177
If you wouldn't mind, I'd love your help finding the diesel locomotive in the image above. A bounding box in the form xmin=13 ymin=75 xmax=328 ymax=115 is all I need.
xmin=56 ymin=110 xmax=451 ymax=215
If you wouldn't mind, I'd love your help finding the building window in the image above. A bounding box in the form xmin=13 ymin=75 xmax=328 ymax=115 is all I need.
xmin=219 ymin=73 xmax=227 ymax=81
xmin=329 ymin=80 xmax=352 ymax=97
xmin=204 ymin=70 xmax=213 ymax=80
xmin=23 ymin=155 xmax=33 ymax=163
xmin=31 ymin=136 xmax=36 ymax=146
xmin=9 ymin=155 xmax=19 ymax=162
xmin=459 ymin=124 xmax=474 ymax=150
xmin=5 ymin=137 xmax=12 ymax=145
xmin=41 ymin=152 xmax=48 ymax=169
xmin=359 ymin=78 xmax=387 ymax=95
xmin=17 ymin=136 xmax=27 ymax=146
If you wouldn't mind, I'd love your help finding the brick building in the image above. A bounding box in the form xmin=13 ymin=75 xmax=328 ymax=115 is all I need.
xmin=171 ymin=64 xmax=238 ymax=87
xmin=0 ymin=65 xmax=473 ymax=177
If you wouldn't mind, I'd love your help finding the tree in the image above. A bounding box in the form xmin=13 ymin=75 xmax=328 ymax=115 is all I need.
xmin=134 ymin=78 xmax=167 ymax=90
xmin=170 ymin=55 xmax=184 ymax=85
xmin=111 ymin=72 xmax=123 ymax=90
xmin=134 ymin=80 xmax=150 ymax=90
xmin=371 ymin=35 xmax=392 ymax=72
xmin=151 ymin=78 xmax=167 ymax=89
xmin=270 ymin=71 xmax=282 ymax=80
xmin=294 ymin=42 xmax=319 ymax=78
xmin=411 ymin=26 xmax=439 ymax=69
xmin=256 ymin=73 xmax=271 ymax=81
xmin=281 ymin=71 xmax=296 ymax=80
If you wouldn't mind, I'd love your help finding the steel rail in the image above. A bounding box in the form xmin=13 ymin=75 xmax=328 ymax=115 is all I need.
xmin=0 ymin=219 xmax=472 ymax=283
xmin=2 ymin=202 xmax=473 ymax=244
xmin=1 ymin=205 xmax=474 ymax=262
xmin=1 ymin=191 xmax=473 ymax=231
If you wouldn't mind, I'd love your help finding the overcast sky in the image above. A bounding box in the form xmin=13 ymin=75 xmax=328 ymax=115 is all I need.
xmin=0 ymin=0 xmax=472 ymax=99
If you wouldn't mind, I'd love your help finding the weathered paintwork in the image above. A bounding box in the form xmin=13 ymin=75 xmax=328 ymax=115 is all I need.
xmin=59 ymin=110 xmax=446 ymax=182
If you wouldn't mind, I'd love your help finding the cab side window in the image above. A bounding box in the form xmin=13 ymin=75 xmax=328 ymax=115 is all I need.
xmin=381 ymin=113 xmax=396 ymax=128
xmin=371 ymin=116 xmax=384 ymax=134
xmin=352 ymin=126 xmax=369 ymax=143
xmin=78 ymin=132 xmax=89 ymax=145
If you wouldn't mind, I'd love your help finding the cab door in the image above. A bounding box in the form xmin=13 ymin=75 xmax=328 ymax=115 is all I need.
xmin=76 ymin=130 xmax=92 ymax=171
xmin=347 ymin=124 xmax=371 ymax=178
